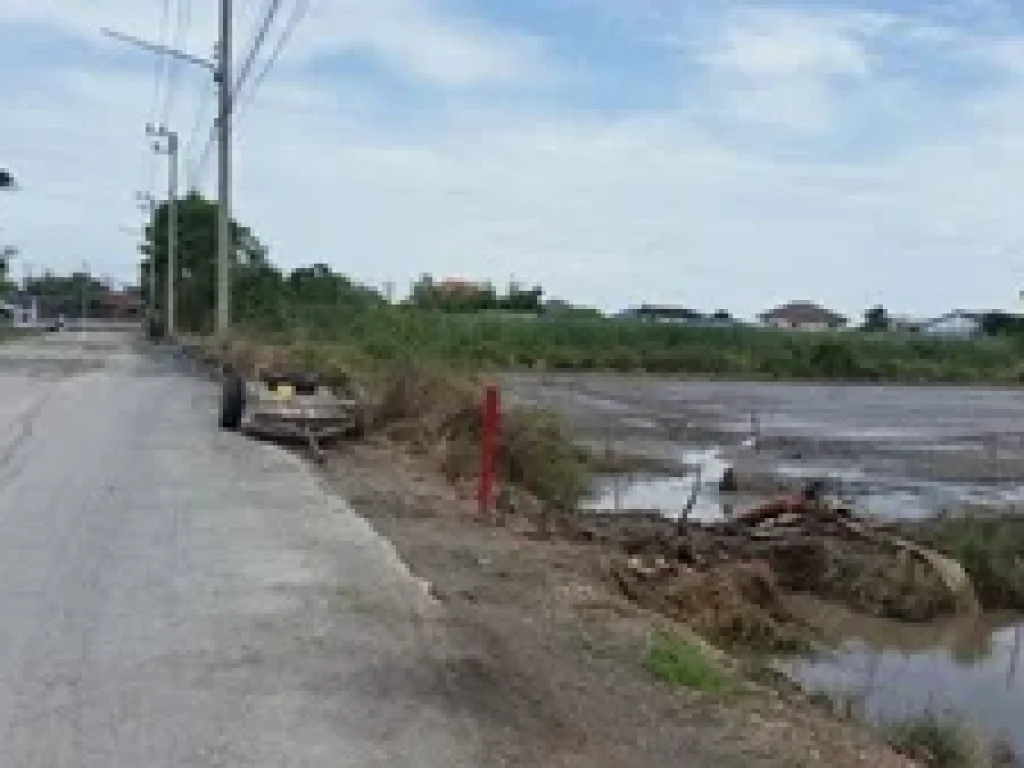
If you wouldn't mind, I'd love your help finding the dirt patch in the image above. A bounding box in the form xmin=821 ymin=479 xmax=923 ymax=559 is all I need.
xmin=574 ymin=504 xmax=963 ymax=629
xmin=323 ymin=439 xmax=916 ymax=767
xmin=611 ymin=556 xmax=811 ymax=652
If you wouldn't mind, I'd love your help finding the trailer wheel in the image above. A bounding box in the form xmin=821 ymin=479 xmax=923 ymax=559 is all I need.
xmin=347 ymin=406 xmax=368 ymax=439
xmin=219 ymin=373 xmax=245 ymax=430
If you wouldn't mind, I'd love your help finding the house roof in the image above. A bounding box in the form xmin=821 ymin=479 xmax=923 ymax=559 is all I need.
xmin=623 ymin=304 xmax=702 ymax=318
xmin=758 ymin=301 xmax=845 ymax=325
xmin=101 ymin=291 xmax=143 ymax=309
xmin=929 ymin=309 xmax=985 ymax=322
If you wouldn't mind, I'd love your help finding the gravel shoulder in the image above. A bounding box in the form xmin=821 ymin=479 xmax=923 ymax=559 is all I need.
xmin=324 ymin=439 xmax=916 ymax=768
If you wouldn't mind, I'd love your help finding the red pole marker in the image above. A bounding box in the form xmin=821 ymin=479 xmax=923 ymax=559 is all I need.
xmin=479 ymin=384 xmax=500 ymax=516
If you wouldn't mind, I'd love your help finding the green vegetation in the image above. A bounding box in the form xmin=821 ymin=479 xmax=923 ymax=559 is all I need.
xmin=862 ymin=304 xmax=891 ymax=332
xmin=642 ymin=631 xmax=730 ymax=692
xmin=885 ymin=712 xmax=984 ymax=768
xmin=917 ymin=516 xmax=1024 ymax=610
xmin=144 ymin=192 xmax=1024 ymax=385
xmin=241 ymin=307 xmax=1024 ymax=384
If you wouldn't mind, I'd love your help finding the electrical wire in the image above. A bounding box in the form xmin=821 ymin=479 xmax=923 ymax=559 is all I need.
xmin=233 ymin=0 xmax=286 ymax=96
xmin=235 ymin=0 xmax=311 ymax=115
xmin=143 ymin=0 xmax=174 ymax=196
xmin=189 ymin=0 xmax=311 ymax=186
xmin=184 ymin=87 xmax=216 ymax=190
xmin=160 ymin=0 xmax=194 ymax=128
xmin=188 ymin=0 xmax=284 ymax=186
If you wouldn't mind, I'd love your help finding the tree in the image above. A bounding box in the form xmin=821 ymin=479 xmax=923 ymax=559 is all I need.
xmin=0 ymin=247 xmax=16 ymax=299
xmin=712 ymin=309 xmax=733 ymax=321
xmin=501 ymin=282 xmax=543 ymax=313
xmin=862 ymin=305 xmax=890 ymax=332
xmin=24 ymin=271 xmax=112 ymax=317
xmin=407 ymin=275 xmax=497 ymax=313
xmin=0 ymin=169 xmax=15 ymax=190
xmin=981 ymin=311 xmax=1024 ymax=337
xmin=141 ymin=191 xmax=273 ymax=333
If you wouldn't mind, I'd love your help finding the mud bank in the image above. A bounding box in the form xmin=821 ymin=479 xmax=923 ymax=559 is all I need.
xmin=505 ymin=372 xmax=1024 ymax=522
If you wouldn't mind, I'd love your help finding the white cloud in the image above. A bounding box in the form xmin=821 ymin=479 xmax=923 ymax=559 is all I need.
xmin=700 ymin=8 xmax=879 ymax=79
xmin=298 ymin=0 xmax=548 ymax=87
xmin=6 ymin=2 xmax=1024 ymax=318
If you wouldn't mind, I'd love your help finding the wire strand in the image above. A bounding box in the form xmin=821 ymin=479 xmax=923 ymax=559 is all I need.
xmin=160 ymin=0 xmax=194 ymax=128
xmin=234 ymin=0 xmax=286 ymax=96
xmin=235 ymin=0 xmax=311 ymax=115
xmin=143 ymin=0 xmax=173 ymax=196
xmin=189 ymin=0 xmax=311 ymax=186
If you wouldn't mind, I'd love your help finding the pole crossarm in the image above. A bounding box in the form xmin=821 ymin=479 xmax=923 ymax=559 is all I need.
xmin=100 ymin=27 xmax=215 ymax=71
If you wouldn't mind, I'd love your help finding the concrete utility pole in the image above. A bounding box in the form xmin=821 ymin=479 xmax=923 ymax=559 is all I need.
xmin=136 ymin=192 xmax=156 ymax=317
xmin=80 ymin=260 xmax=89 ymax=338
xmin=102 ymin=5 xmax=233 ymax=335
xmin=148 ymin=125 xmax=179 ymax=337
xmin=217 ymin=0 xmax=233 ymax=335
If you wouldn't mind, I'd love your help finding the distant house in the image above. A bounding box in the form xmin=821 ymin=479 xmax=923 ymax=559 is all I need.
xmin=758 ymin=301 xmax=846 ymax=331
xmin=3 ymin=294 xmax=39 ymax=327
xmin=617 ymin=305 xmax=703 ymax=324
xmin=920 ymin=310 xmax=984 ymax=339
xmin=437 ymin=278 xmax=485 ymax=295
xmin=99 ymin=289 xmax=143 ymax=320
xmin=888 ymin=315 xmax=927 ymax=333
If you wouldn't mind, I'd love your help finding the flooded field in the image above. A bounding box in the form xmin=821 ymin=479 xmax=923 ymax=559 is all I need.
xmin=503 ymin=372 xmax=1024 ymax=755
xmin=785 ymin=609 xmax=1024 ymax=757
xmin=504 ymin=372 xmax=1024 ymax=519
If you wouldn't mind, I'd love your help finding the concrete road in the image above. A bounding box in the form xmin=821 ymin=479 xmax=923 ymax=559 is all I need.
xmin=0 ymin=333 xmax=494 ymax=766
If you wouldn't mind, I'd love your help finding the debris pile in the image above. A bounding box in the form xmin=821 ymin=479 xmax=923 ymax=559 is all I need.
xmin=611 ymin=555 xmax=810 ymax=651
xmin=583 ymin=484 xmax=980 ymax=645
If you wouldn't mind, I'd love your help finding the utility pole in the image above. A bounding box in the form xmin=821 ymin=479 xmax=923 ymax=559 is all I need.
xmin=217 ymin=0 xmax=233 ymax=335
xmin=136 ymin=192 xmax=156 ymax=320
xmin=148 ymin=125 xmax=179 ymax=337
xmin=102 ymin=9 xmax=232 ymax=336
xmin=80 ymin=260 xmax=89 ymax=337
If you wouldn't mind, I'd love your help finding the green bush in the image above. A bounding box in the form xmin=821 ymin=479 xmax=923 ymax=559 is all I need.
xmin=642 ymin=631 xmax=729 ymax=692
xmin=886 ymin=712 xmax=981 ymax=768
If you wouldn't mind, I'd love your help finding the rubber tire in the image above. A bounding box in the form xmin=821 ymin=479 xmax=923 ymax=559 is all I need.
xmin=348 ymin=409 xmax=367 ymax=440
xmin=219 ymin=373 xmax=245 ymax=430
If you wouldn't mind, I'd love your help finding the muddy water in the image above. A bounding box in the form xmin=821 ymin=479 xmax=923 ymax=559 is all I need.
xmin=784 ymin=610 xmax=1024 ymax=756
xmin=504 ymin=373 xmax=1024 ymax=519
xmin=503 ymin=373 xmax=1024 ymax=747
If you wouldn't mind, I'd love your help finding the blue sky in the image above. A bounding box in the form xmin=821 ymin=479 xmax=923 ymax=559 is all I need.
xmin=3 ymin=0 xmax=1024 ymax=318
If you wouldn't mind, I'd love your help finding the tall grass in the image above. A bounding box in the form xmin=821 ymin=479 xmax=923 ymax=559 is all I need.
xmin=243 ymin=306 xmax=1024 ymax=384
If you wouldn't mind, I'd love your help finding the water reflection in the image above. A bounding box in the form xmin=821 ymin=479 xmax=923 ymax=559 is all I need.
xmin=788 ymin=613 xmax=1024 ymax=755
xmin=582 ymin=473 xmax=742 ymax=523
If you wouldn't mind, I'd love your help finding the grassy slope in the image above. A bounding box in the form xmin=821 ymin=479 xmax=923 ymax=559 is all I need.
xmin=244 ymin=307 xmax=1024 ymax=385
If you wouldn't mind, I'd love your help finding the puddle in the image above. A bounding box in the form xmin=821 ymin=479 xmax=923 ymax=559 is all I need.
xmin=586 ymin=434 xmax=1024 ymax=525
xmin=583 ymin=474 xmax=730 ymax=522
xmin=785 ymin=614 xmax=1024 ymax=756
xmin=583 ymin=445 xmax=763 ymax=522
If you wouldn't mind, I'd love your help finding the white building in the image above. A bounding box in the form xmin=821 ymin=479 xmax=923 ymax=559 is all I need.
xmin=2 ymin=294 xmax=39 ymax=327
xmin=920 ymin=310 xmax=983 ymax=339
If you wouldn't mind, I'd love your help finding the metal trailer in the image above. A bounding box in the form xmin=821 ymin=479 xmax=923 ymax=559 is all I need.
xmin=219 ymin=369 xmax=366 ymax=462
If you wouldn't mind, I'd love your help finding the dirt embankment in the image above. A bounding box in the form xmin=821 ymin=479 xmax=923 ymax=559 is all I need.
xmin=179 ymin=337 xmax=919 ymax=765
xmin=326 ymin=439 xmax=915 ymax=767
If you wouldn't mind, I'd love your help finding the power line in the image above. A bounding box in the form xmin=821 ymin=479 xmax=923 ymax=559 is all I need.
xmin=236 ymin=0 xmax=311 ymax=113
xmin=160 ymin=0 xmax=194 ymax=127
xmin=188 ymin=0 xmax=284 ymax=187
xmin=189 ymin=0 xmax=311 ymax=186
xmin=184 ymin=84 xmax=216 ymax=189
xmin=234 ymin=0 xmax=286 ymax=96
xmin=143 ymin=0 xmax=173 ymax=195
